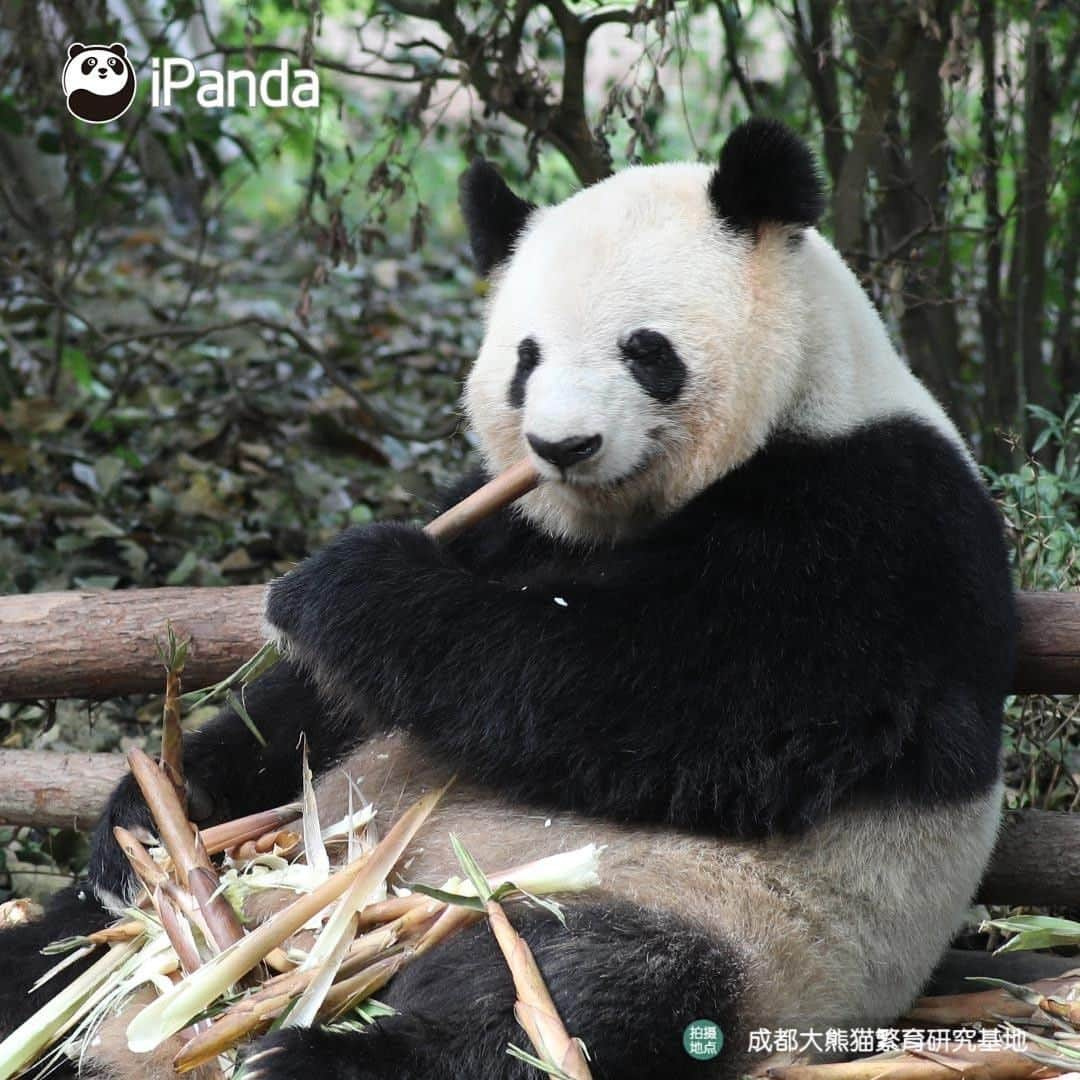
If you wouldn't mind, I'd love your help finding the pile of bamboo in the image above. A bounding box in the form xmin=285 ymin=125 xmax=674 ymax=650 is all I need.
xmin=0 ymin=741 xmax=598 ymax=1079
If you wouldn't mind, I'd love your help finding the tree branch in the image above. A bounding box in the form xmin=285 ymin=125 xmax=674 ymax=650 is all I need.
xmin=716 ymin=1 xmax=759 ymax=114
xmin=833 ymin=8 xmax=918 ymax=254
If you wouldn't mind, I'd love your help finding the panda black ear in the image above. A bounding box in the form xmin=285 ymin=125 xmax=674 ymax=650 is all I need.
xmin=708 ymin=118 xmax=824 ymax=236
xmin=108 ymin=42 xmax=127 ymax=57
xmin=68 ymin=42 xmax=86 ymax=59
xmin=459 ymin=159 xmax=536 ymax=277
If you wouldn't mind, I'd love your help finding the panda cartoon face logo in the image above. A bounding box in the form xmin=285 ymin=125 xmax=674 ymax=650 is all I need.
xmin=62 ymin=43 xmax=136 ymax=124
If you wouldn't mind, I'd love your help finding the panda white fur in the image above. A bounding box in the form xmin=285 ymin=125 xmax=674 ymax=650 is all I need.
xmin=62 ymin=43 xmax=136 ymax=124
xmin=0 ymin=120 xmax=1016 ymax=1080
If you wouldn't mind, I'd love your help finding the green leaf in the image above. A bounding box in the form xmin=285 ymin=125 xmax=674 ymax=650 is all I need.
xmin=983 ymin=914 xmax=1080 ymax=953
xmin=506 ymin=1043 xmax=580 ymax=1079
xmin=449 ymin=834 xmax=493 ymax=903
xmin=401 ymin=882 xmax=486 ymax=911
xmin=226 ymin=690 xmax=267 ymax=747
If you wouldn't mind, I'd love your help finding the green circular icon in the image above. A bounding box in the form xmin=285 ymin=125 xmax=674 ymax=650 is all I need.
xmin=683 ymin=1019 xmax=724 ymax=1061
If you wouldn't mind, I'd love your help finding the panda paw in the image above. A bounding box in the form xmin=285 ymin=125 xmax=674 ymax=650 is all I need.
xmin=87 ymin=770 xmax=219 ymax=909
xmin=244 ymin=1029 xmax=380 ymax=1080
xmin=264 ymin=523 xmax=441 ymax=654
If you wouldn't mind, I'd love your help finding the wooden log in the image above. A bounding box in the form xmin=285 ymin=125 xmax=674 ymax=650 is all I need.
xmin=1013 ymin=590 xmax=1080 ymax=693
xmin=0 ymin=586 xmax=265 ymax=701
xmin=0 ymin=750 xmax=126 ymax=828
xmin=0 ymin=462 xmax=540 ymax=703
xmin=975 ymin=807 xmax=1080 ymax=908
xmin=0 ymin=589 xmax=1076 ymax=703
xmin=0 ymin=747 xmax=1076 ymax=911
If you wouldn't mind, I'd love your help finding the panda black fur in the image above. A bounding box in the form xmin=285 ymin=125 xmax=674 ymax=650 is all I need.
xmin=0 ymin=120 xmax=1016 ymax=1080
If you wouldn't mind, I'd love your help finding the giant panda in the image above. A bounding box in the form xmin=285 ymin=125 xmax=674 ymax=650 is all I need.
xmin=0 ymin=119 xmax=1016 ymax=1080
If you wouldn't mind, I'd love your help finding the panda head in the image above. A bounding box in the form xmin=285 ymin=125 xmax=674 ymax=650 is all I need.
xmin=62 ymin=43 xmax=136 ymax=124
xmin=461 ymin=119 xmax=828 ymax=542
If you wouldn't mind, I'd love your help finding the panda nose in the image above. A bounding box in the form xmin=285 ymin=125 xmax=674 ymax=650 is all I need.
xmin=526 ymin=433 xmax=603 ymax=470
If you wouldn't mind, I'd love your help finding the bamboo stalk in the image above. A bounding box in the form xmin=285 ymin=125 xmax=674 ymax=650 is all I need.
xmin=127 ymin=748 xmax=212 ymax=889
xmin=159 ymin=630 xmax=188 ymax=805
xmin=155 ymin=885 xmax=203 ymax=975
xmin=86 ymin=920 xmax=145 ymax=946
xmin=114 ymin=826 xmax=170 ymax=892
xmin=486 ymin=900 xmax=592 ymax=1080
xmin=423 ymin=459 xmax=539 ymax=542
xmin=172 ymin=916 xmax=406 ymax=1068
xmin=254 ymin=828 xmax=301 ymax=855
xmin=319 ymin=953 xmax=407 ymax=1021
xmin=0 ymin=939 xmax=143 ymax=1079
xmin=201 ymin=805 xmax=302 ymax=854
xmin=905 ymin=974 xmax=1080 ymax=1025
xmin=189 ymin=866 xmax=245 ymax=952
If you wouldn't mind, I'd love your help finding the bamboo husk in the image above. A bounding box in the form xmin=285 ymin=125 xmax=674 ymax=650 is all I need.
xmin=486 ymin=900 xmax=592 ymax=1080
xmin=86 ymin=919 xmax=145 ymax=945
xmin=905 ymin=973 xmax=1080 ymax=1026
xmin=126 ymin=783 xmax=448 ymax=1054
xmin=159 ymin=632 xmax=187 ymax=804
xmin=188 ymin=867 xmax=245 ymax=952
xmin=0 ymin=897 xmax=43 ymax=928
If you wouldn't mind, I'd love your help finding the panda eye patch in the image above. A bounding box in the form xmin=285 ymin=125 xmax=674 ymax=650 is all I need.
xmin=508 ymin=337 xmax=541 ymax=408
xmin=82 ymin=57 xmax=97 ymax=74
xmin=108 ymin=57 xmax=121 ymax=70
xmin=620 ymin=329 xmax=686 ymax=404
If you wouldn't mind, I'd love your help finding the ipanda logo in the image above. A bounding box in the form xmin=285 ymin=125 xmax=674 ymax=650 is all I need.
xmin=63 ymin=43 xmax=137 ymax=124
xmin=63 ymin=41 xmax=319 ymax=123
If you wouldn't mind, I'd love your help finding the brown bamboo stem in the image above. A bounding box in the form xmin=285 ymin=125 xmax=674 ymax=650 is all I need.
xmin=160 ymin=644 xmax=186 ymax=804
xmin=200 ymin=805 xmax=302 ymax=854
xmin=905 ymin=973 xmax=1079 ymax=1025
xmin=127 ymin=748 xmax=212 ymax=889
xmin=423 ymin=459 xmax=539 ymax=542
xmin=486 ymin=900 xmax=592 ymax=1080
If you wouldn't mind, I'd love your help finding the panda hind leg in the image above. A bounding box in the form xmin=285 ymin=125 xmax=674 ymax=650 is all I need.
xmin=0 ymin=885 xmax=110 ymax=1037
xmin=247 ymin=901 xmax=750 ymax=1080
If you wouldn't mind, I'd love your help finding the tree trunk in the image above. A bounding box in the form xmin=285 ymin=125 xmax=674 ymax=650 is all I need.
xmin=888 ymin=1 xmax=963 ymax=426
xmin=1053 ymin=191 xmax=1079 ymax=401
xmin=833 ymin=2 xmax=916 ymax=256
xmin=1015 ymin=23 xmax=1055 ymax=431
xmin=975 ymin=0 xmax=1014 ymax=467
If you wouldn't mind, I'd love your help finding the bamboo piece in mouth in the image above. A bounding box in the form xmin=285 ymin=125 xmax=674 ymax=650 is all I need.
xmin=422 ymin=459 xmax=539 ymax=542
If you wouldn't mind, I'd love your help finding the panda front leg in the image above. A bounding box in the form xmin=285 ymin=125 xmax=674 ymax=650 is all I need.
xmin=244 ymin=902 xmax=750 ymax=1080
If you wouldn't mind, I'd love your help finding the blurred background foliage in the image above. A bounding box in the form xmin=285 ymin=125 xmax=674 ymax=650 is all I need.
xmin=0 ymin=0 xmax=1076 ymax=896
